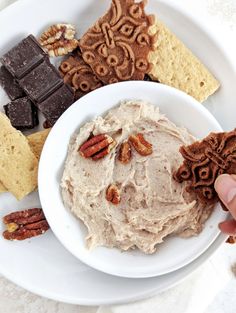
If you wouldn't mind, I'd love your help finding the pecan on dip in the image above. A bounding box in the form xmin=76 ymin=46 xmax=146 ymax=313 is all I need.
xmin=61 ymin=101 xmax=213 ymax=254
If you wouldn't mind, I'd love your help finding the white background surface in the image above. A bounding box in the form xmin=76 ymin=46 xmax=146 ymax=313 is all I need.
xmin=0 ymin=0 xmax=236 ymax=312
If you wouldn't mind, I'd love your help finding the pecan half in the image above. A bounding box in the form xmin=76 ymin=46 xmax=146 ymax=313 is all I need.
xmin=118 ymin=141 xmax=132 ymax=164
xmin=3 ymin=208 xmax=50 ymax=241
xmin=39 ymin=23 xmax=79 ymax=57
xmin=79 ymin=134 xmax=116 ymax=160
xmin=106 ymin=184 xmax=120 ymax=205
xmin=43 ymin=120 xmax=52 ymax=129
xmin=129 ymin=133 xmax=153 ymax=156
xmin=226 ymin=236 xmax=236 ymax=244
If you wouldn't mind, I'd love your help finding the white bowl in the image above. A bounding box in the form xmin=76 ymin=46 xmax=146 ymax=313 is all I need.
xmin=38 ymin=81 xmax=226 ymax=278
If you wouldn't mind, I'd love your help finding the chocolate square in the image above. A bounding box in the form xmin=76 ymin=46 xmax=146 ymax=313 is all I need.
xmin=19 ymin=60 xmax=63 ymax=103
xmin=0 ymin=35 xmax=46 ymax=79
xmin=38 ymin=84 xmax=74 ymax=125
xmin=4 ymin=97 xmax=39 ymax=129
xmin=0 ymin=66 xmax=25 ymax=100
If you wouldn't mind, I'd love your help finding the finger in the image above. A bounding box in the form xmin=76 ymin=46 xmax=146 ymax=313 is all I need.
xmin=214 ymin=174 xmax=236 ymax=220
xmin=219 ymin=220 xmax=236 ymax=235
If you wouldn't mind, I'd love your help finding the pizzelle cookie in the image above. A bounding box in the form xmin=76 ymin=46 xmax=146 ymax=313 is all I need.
xmin=148 ymin=18 xmax=220 ymax=102
xmin=79 ymin=0 xmax=157 ymax=84
xmin=59 ymin=50 xmax=103 ymax=100
xmin=173 ymin=129 xmax=236 ymax=205
xmin=0 ymin=113 xmax=38 ymax=200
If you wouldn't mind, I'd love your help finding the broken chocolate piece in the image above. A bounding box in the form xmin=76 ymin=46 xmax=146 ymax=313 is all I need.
xmin=173 ymin=129 xmax=236 ymax=204
xmin=4 ymin=97 xmax=38 ymax=129
xmin=0 ymin=35 xmax=46 ymax=79
xmin=37 ymin=84 xmax=74 ymax=125
xmin=19 ymin=60 xmax=63 ymax=103
xmin=0 ymin=66 xmax=25 ymax=100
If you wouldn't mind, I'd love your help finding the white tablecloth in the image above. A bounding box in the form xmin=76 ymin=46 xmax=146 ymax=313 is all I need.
xmin=0 ymin=1 xmax=236 ymax=313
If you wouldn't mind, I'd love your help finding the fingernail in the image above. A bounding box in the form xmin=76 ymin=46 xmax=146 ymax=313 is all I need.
xmin=215 ymin=174 xmax=236 ymax=204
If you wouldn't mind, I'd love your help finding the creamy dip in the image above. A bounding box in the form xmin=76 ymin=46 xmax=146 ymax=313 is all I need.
xmin=61 ymin=101 xmax=213 ymax=254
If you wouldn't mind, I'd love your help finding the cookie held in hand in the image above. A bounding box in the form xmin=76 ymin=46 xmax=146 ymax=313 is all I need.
xmin=173 ymin=129 xmax=236 ymax=204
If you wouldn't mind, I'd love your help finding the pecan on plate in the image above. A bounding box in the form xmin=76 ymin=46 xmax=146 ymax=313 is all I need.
xmin=226 ymin=236 xmax=236 ymax=244
xmin=39 ymin=23 xmax=79 ymax=57
xmin=3 ymin=208 xmax=50 ymax=241
xmin=106 ymin=184 xmax=120 ymax=205
xmin=118 ymin=141 xmax=132 ymax=164
xmin=79 ymin=134 xmax=116 ymax=160
xmin=129 ymin=133 xmax=153 ymax=156
xmin=43 ymin=120 xmax=52 ymax=129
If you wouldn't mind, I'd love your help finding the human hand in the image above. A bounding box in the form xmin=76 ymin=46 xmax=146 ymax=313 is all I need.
xmin=214 ymin=174 xmax=236 ymax=235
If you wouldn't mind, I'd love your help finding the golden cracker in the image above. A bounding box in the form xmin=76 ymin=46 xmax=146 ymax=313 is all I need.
xmin=148 ymin=18 xmax=220 ymax=102
xmin=0 ymin=181 xmax=6 ymax=193
xmin=0 ymin=113 xmax=38 ymax=200
xmin=27 ymin=128 xmax=51 ymax=160
xmin=0 ymin=128 xmax=51 ymax=194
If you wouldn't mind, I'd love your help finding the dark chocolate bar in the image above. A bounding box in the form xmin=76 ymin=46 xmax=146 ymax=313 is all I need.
xmin=38 ymin=84 xmax=74 ymax=125
xmin=4 ymin=97 xmax=39 ymax=129
xmin=1 ymin=34 xmax=76 ymax=126
xmin=19 ymin=60 xmax=63 ymax=103
xmin=0 ymin=35 xmax=46 ymax=79
xmin=0 ymin=66 xmax=25 ymax=100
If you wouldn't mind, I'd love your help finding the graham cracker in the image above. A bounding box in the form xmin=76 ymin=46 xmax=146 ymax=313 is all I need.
xmin=0 ymin=128 xmax=51 ymax=194
xmin=27 ymin=128 xmax=51 ymax=160
xmin=0 ymin=181 xmax=6 ymax=192
xmin=148 ymin=18 xmax=220 ymax=102
xmin=0 ymin=113 xmax=38 ymax=200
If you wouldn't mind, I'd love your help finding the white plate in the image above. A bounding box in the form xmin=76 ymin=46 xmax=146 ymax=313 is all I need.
xmin=39 ymin=81 xmax=226 ymax=278
xmin=0 ymin=0 xmax=235 ymax=305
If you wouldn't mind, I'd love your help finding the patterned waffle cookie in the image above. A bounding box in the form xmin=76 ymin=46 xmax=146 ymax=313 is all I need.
xmin=174 ymin=129 xmax=236 ymax=205
xmin=79 ymin=0 xmax=157 ymax=84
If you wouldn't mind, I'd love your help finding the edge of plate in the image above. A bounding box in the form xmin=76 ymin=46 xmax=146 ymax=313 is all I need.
xmin=0 ymin=0 xmax=234 ymax=305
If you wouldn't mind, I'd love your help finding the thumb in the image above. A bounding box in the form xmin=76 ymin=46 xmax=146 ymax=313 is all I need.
xmin=214 ymin=174 xmax=236 ymax=220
